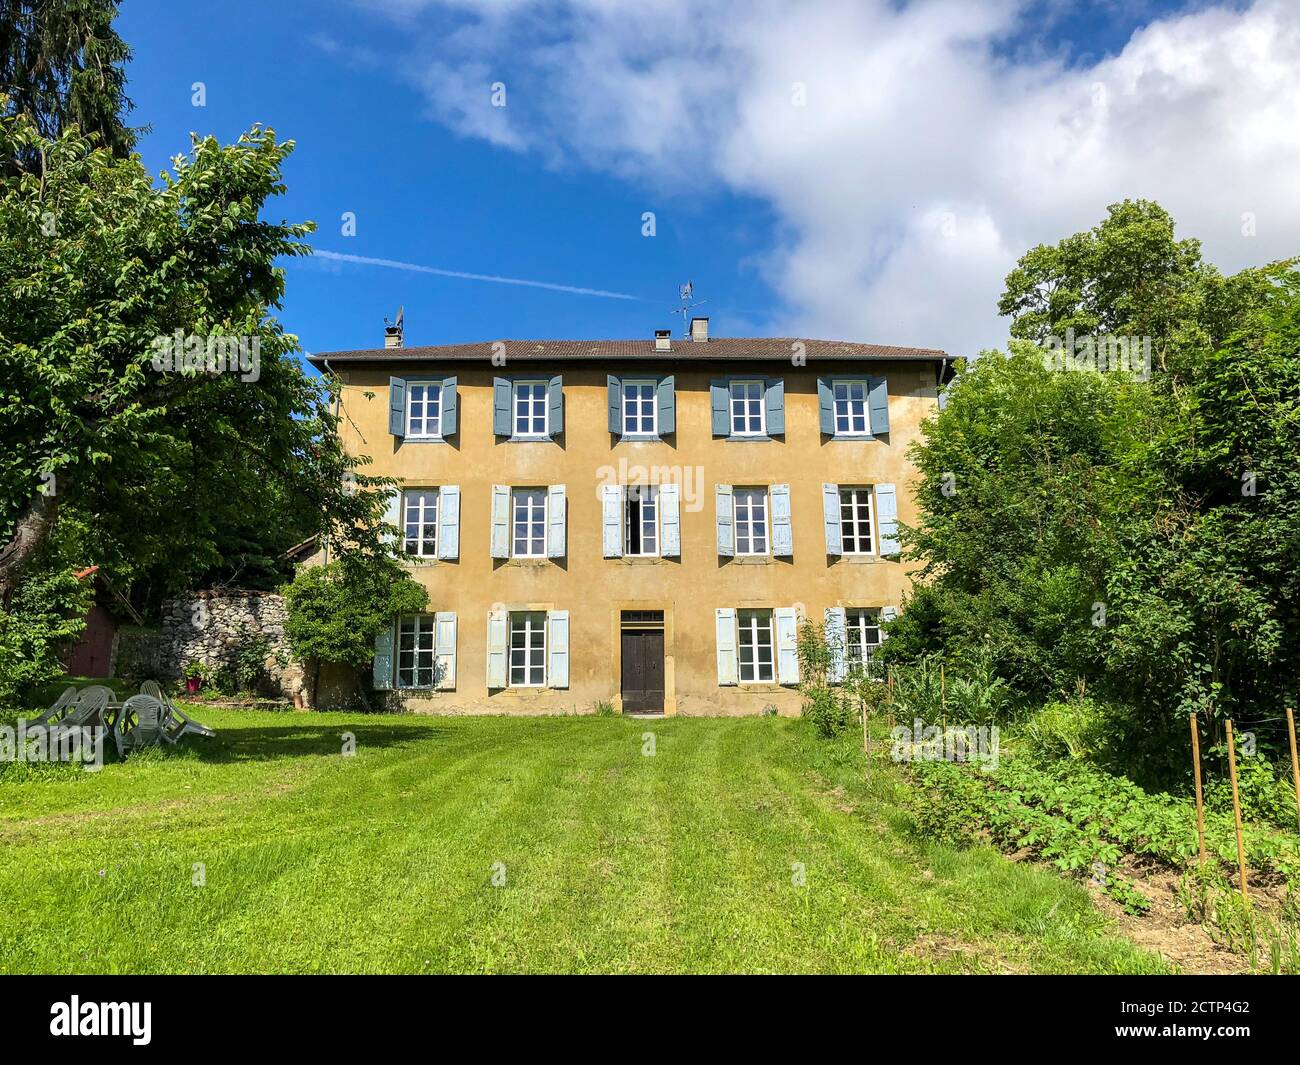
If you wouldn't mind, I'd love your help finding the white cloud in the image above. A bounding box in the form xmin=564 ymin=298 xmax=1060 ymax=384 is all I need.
xmin=362 ymin=0 xmax=1300 ymax=357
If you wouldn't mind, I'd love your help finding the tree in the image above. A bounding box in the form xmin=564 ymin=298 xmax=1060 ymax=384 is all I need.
xmin=0 ymin=0 xmax=138 ymax=170
xmin=895 ymin=202 xmax=1300 ymax=785
xmin=0 ymin=110 xmax=391 ymax=614
xmin=283 ymin=557 xmax=428 ymax=709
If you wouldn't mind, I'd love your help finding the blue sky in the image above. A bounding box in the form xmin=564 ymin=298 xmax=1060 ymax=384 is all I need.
xmin=117 ymin=0 xmax=1290 ymax=366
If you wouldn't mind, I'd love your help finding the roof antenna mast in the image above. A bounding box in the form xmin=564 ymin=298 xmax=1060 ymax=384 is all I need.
xmin=673 ymin=281 xmax=706 ymax=337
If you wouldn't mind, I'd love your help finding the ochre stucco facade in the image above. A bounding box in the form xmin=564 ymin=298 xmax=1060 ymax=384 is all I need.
xmin=316 ymin=350 xmax=945 ymax=715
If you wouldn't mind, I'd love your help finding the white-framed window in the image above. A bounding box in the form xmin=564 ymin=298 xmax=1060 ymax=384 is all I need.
xmin=406 ymin=382 xmax=442 ymax=439
xmin=513 ymin=381 xmax=548 ymax=437
xmin=735 ymin=486 xmax=769 ymax=555
xmin=833 ymin=380 xmax=869 ymax=436
xmin=402 ymin=489 xmax=439 ymax=558
xmin=396 ymin=614 xmax=437 ymax=688
xmin=624 ymin=485 xmax=659 ymax=556
xmin=738 ymin=609 xmax=775 ymax=683
xmin=839 ymin=487 xmax=875 ymax=554
xmin=845 ymin=609 xmax=882 ymax=672
xmin=622 ymin=380 xmax=656 ymax=435
xmin=729 ymin=380 xmax=765 ymax=436
xmin=509 ymin=611 xmax=546 ymax=687
xmin=511 ymin=488 xmax=547 ymax=557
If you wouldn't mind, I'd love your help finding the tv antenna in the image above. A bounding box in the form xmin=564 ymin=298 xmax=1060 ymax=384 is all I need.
xmin=673 ymin=281 xmax=707 ymax=335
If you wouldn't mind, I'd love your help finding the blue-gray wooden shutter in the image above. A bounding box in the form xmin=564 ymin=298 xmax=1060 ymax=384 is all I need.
xmin=490 ymin=485 xmax=510 ymax=559
xmin=547 ymin=484 xmax=566 ymax=558
xmin=437 ymin=485 xmax=460 ymax=560
xmin=601 ymin=484 xmax=623 ymax=557
xmin=715 ymin=484 xmax=734 ymax=556
xmin=607 ymin=375 xmax=621 ymax=434
xmin=818 ymin=377 xmax=835 ymax=434
xmin=715 ymin=608 xmax=738 ymax=685
xmin=388 ymin=377 xmax=407 ymax=437
xmin=659 ymin=482 xmax=680 ymax=557
xmin=547 ymin=610 xmax=569 ymax=688
xmin=764 ymin=378 xmax=785 ymax=435
xmin=383 ymin=488 xmax=402 ymax=549
xmin=876 ymin=483 xmax=899 ymax=555
xmin=775 ymin=607 xmax=800 ymax=685
xmin=868 ymin=375 xmax=890 ymax=435
xmin=656 ymin=375 xmax=676 ymax=434
xmin=880 ymin=605 xmax=899 ymax=623
xmin=486 ymin=610 xmax=508 ymax=688
xmin=434 ymin=612 xmax=457 ymax=690
xmin=440 ymin=377 xmax=458 ymax=436
xmin=710 ymin=380 xmax=729 ymax=436
xmin=822 ymin=483 xmax=842 ymax=555
xmin=373 ymin=618 xmax=395 ymax=689
xmin=547 ymin=375 xmax=564 ymax=435
xmin=824 ymin=607 xmax=848 ymax=683
xmin=771 ymin=483 xmax=793 ymax=556
xmin=492 ymin=378 xmax=512 ymax=436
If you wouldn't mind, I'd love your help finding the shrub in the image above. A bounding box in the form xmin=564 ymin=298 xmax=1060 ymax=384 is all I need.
xmin=0 ymin=564 xmax=92 ymax=706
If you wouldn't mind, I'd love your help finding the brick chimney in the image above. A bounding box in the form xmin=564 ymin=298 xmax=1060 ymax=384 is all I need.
xmin=654 ymin=329 xmax=672 ymax=351
xmin=384 ymin=306 xmax=404 ymax=348
xmin=690 ymin=316 xmax=709 ymax=342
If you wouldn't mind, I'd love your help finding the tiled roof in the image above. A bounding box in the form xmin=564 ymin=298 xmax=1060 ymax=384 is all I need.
xmin=308 ymin=337 xmax=951 ymax=366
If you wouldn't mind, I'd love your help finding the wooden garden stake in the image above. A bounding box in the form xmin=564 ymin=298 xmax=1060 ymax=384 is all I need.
xmin=1225 ymin=719 xmax=1250 ymax=902
xmin=1189 ymin=712 xmax=1207 ymax=864
xmin=1286 ymin=706 xmax=1300 ymax=834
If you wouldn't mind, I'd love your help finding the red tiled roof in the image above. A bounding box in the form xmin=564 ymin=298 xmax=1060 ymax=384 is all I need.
xmin=308 ymin=337 xmax=951 ymax=366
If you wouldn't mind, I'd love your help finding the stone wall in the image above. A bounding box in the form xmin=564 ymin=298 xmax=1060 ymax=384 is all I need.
xmin=159 ymin=590 xmax=305 ymax=698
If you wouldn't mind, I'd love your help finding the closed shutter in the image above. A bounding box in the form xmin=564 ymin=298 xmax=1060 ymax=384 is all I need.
xmin=547 ymin=484 xmax=566 ymax=558
xmin=490 ymin=485 xmax=510 ymax=559
xmin=659 ymin=482 xmax=680 ymax=557
xmin=824 ymin=607 xmax=848 ymax=683
xmin=868 ymin=375 xmax=890 ymax=435
xmin=822 ymin=483 xmax=842 ymax=555
xmin=764 ymin=378 xmax=785 ymax=435
xmin=440 ymin=377 xmax=458 ymax=436
xmin=434 ymin=612 xmax=457 ymax=690
xmin=486 ymin=609 xmax=508 ymax=688
xmin=880 ymin=605 xmax=899 ymax=625
xmin=775 ymin=607 xmax=799 ymax=685
xmin=715 ymin=608 xmax=738 ymax=685
xmin=607 ymin=375 xmax=621 ymax=434
xmin=388 ymin=377 xmax=406 ymax=438
xmin=715 ymin=484 xmax=734 ymax=557
xmin=602 ymin=484 xmax=623 ymax=558
xmin=547 ymin=610 xmax=569 ymax=689
xmin=547 ymin=375 xmax=564 ymax=435
xmin=771 ymin=483 xmax=793 ymax=556
xmin=492 ymin=378 xmax=512 ymax=436
xmin=875 ymin=483 xmax=899 ymax=555
xmin=817 ymin=377 xmax=835 ymax=434
xmin=372 ymin=619 xmax=395 ymax=690
xmin=710 ymin=380 xmax=729 ymax=436
xmin=438 ymin=485 xmax=460 ymax=560
xmin=656 ymin=376 xmax=676 ymax=435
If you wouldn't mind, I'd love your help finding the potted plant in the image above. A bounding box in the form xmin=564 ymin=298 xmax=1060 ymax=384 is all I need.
xmin=182 ymin=661 xmax=211 ymax=694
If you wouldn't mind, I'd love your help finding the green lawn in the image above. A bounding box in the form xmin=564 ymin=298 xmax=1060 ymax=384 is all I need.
xmin=0 ymin=708 xmax=1168 ymax=973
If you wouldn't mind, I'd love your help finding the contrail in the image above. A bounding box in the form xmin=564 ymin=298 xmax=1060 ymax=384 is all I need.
xmin=312 ymin=249 xmax=647 ymax=301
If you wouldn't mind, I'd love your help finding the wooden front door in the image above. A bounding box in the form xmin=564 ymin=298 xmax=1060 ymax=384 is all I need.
xmin=621 ymin=628 xmax=665 ymax=713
